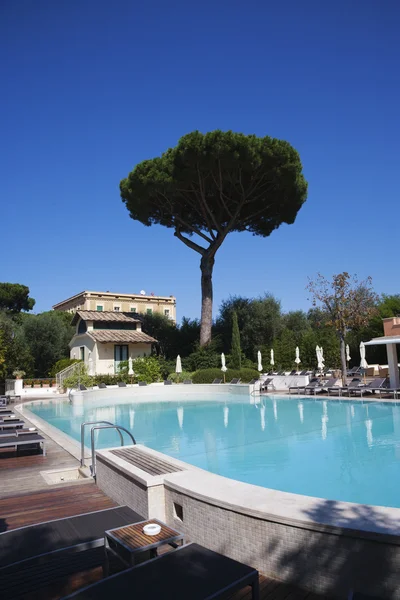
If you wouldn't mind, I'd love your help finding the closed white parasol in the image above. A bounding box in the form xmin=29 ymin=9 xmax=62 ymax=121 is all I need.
xmin=270 ymin=349 xmax=275 ymax=368
xmin=257 ymin=351 xmax=263 ymax=373
xmin=346 ymin=344 xmax=351 ymax=363
xmin=295 ymin=347 xmax=301 ymax=370
xmin=360 ymin=342 xmax=368 ymax=369
xmin=176 ymin=355 xmax=182 ymax=373
xmin=221 ymin=353 xmax=227 ymax=372
xmin=128 ymin=356 xmax=134 ymax=376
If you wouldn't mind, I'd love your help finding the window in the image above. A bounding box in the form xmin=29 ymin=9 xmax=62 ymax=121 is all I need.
xmin=130 ymin=306 xmax=137 ymax=312
xmin=114 ymin=345 xmax=128 ymax=373
xmin=114 ymin=305 xmax=121 ymax=312
xmin=164 ymin=309 xmax=170 ymax=317
xmin=93 ymin=322 xmax=136 ymax=331
xmin=96 ymin=305 xmax=103 ymax=312
xmin=80 ymin=347 xmax=85 ymax=361
xmin=78 ymin=319 xmax=87 ymax=334
xmin=146 ymin=308 xmax=153 ymax=315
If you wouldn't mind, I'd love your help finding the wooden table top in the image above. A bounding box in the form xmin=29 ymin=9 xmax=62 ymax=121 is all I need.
xmin=106 ymin=519 xmax=183 ymax=552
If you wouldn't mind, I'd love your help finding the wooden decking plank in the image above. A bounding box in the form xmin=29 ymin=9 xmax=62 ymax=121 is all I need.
xmin=0 ymin=484 xmax=117 ymax=531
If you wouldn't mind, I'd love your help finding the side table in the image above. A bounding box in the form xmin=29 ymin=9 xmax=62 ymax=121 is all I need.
xmin=104 ymin=518 xmax=184 ymax=576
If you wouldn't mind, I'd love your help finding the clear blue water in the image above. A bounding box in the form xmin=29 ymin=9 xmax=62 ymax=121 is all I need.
xmin=27 ymin=395 xmax=400 ymax=508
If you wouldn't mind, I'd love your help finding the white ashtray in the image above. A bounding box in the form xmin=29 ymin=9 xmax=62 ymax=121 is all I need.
xmin=143 ymin=523 xmax=161 ymax=536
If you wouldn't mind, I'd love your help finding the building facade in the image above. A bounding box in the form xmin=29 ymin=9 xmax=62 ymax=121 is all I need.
xmin=70 ymin=310 xmax=157 ymax=375
xmin=53 ymin=290 xmax=176 ymax=322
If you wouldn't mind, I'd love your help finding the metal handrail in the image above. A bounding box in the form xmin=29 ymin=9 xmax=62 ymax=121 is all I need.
xmin=90 ymin=425 xmax=136 ymax=479
xmin=80 ymin=421 xmax=123 ymax=467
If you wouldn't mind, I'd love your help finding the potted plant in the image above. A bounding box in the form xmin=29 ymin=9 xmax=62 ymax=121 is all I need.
xmin=13 ymin=369 xmax=26 ymax=380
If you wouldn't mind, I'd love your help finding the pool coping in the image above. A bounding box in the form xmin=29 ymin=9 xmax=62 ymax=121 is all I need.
xmin=18 ymin=393 xmax=400 ymax=542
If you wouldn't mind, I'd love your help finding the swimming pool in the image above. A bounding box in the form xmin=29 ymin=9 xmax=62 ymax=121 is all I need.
xmin=26 ymin=394 xmax=400 ymax=508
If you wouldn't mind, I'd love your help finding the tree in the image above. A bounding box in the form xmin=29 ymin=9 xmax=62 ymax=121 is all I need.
xmin=307 ymin=272 xmax=378 ymax=384
xmin=0 ymin=311 xmax=34 ymax=378
xmin=21 ymin=311 xmax=74 ymax=377
xmin=231 ymin=311 xmax=241 ymax=369
xmin=140 ymin=312 xmax=178 ymax=358
xmin=0 ymin=283 xmax=35 ymax=314
xmin=216 ymin=294 xmax=282 ymax=358
xmin=121 ymin=130 xmax=307 ymax=345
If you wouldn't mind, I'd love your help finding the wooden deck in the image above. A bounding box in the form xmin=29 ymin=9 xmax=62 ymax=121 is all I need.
xmin=0 ymin=405 xmax=81 ymax=498
xmin=0 ymin=483 xmax=116 ymax=531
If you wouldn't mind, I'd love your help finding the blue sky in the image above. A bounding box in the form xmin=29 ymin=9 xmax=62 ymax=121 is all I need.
xmin=1 ymin=0 xmax=399 ymax=322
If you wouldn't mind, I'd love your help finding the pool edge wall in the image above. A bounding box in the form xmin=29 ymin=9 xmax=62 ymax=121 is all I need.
xmin=96 ymin=445 xmax=400 ymax=599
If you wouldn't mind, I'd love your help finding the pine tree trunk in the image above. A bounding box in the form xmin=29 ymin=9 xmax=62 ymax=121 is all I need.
xmin=340 ymin=334 xmax=347 ymax=386
xmin=200 ymin=254 xmax=215 ymax=346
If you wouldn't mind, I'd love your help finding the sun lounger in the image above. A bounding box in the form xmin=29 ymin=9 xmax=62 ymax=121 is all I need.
xmin=62 ymin=542 xmax=259 ymax=600
xmin=212 ymin=378 xmax=222 ymax=384
xmin=0 ymin=409 xmax=13 ymax=415
xmin=289 ymin=378 xmax=319 ymax=395
xmin=261 ymin=378 xmax=274 ymax=391
xmin=347 ymin=367 xmax=361 ymax=376
xmin=320 ymin=378 xmax=340 ymax=391
xmin=348 ymin=377 xmax=388 ymax=397
xmin=248 ymin=378 xmax=259 ymax=385
xmin=229 ymin=378 xmax=241 ymax=384
xmin=0 ymin=397 xmax=7 ymax=407
xmin=0 ymin=505 xmax=143 ymax=570
xmin=164 ymin=380 xmax=172 ymax=385
xmin=138 ymin=381 xmax=147 ymax=386
xmin=0 ymin=420 xmax=25 ymax=429
xmin=79 ymin=384 xmax=87 ymax=391
xmin=0 ymin=427 xmax=36 ymax=437
xmin=183 ymin=379 xmax=193 ymax=384
xmin=0 ymin=432 xmax=45 ymax=455
xmin=338 ymin=378 xmax=363 ymax=396
xmin=117 ymin=381 xmax=126 ymax=387
xmin=98 ymin=383 xmax=107 ymax=389
xmin=327 ymin=378 xmax=361 ymax=396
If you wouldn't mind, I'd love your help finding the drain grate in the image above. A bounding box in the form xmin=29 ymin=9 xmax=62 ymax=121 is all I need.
xmin=110 ymin=447 xmax=183 ymax=476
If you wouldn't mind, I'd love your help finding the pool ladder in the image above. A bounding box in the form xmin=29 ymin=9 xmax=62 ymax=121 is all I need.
xmin=80 ymin=421 xmax=136 ymax=480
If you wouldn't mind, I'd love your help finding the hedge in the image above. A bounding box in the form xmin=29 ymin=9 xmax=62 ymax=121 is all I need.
xmin=192 ymin=368 xmax=259 ymax=384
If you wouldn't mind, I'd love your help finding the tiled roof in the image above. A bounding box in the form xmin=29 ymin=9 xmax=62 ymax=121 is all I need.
xmin=72 ymin=310 xmax=141 ymax=324
xmin=89 ymin=330 xmax=157 ymax=344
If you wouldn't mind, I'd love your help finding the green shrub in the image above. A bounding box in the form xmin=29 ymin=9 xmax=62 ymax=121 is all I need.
xmin=93 ymin=374 xmax=121 ymax=386
xmin=119 ymin=356 xmax=162 ymax=384
xmin=185 ymin=344 xmax=220 ymax=371
xmin=49 ymin=358 xmax=80 ymax=377
xmin=192 ymin=367 xmax=259 ymax=384
xmin=152 ymin=356 xmax=177 ymax=379
xmin=63 ymin=364 xmax=93 ymax=388
xmin=167 ymin=371 xmax=193 ymax=383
